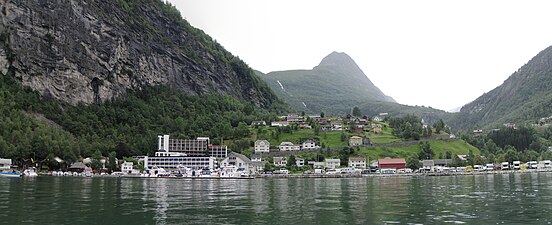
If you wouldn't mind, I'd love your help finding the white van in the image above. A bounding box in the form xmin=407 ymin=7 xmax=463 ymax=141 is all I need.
xmin=485 ymin=164 xmax=494 ymax=171
xmin=513 ymin=161 xmax=521 ymax=170
xmin=528 ymin=161 xmax=538 ymax=169
xmin=501 ymin=162 xmax=509 ymax=170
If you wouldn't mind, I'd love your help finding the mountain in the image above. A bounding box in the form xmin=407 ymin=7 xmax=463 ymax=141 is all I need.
xmin=257 ymin=52 xmax=448 ymax=122
xmin=257 ymin=52 xmax=395 ymax=115
xmin=0 ymin=0 xmax=279 ymax=108
xmin=451 ymin=45 xmax=552 ymax=129
xmin=0 ymin=0 xmax=286 ymax=165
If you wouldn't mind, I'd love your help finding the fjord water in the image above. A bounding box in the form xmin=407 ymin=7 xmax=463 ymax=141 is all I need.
xmin=1 ymin=173 xmax=551 ymax=224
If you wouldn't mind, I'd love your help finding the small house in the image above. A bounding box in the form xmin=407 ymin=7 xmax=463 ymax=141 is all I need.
xmin=325 ymin=158 xmax=341 ymax=169
xmin=273 ymin=157 xmax=287 ymax=167
xmin=349 ymin=136 xmax=363 ymax=146
xmin=296 ymin=158 xmax=305 ymax=167
xmin=251 ymin=121 xmax=267 ymax=126
xmin=302 ymin=140 xmax=318 ymax=150
xmin=348 ymin=157 xmax=367 ymax=169
xmin=279 ymin=142 xmax=300 ymax=151
xmin=254 ymin=140 xmax=270 ymax=153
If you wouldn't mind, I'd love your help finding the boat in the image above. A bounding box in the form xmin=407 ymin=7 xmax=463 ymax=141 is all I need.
xmin=23 ymin=167 xmax=38 ymax=177
xmin=0 ymin=171 xmax=21 ymax=178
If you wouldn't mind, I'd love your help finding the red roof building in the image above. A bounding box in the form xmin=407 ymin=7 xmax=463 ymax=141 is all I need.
xmin=378 ymin=158 xmax=406 ymax=169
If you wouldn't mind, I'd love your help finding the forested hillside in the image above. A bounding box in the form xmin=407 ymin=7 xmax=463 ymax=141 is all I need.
xmin=450 ymin=45 xmax=552 ymax=129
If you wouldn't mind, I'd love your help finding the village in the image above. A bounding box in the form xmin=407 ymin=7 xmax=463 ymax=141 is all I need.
xmin=2 ymin=113 xmax=552 ymax=178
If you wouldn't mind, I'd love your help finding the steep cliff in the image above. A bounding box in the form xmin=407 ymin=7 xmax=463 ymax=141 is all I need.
xmin=0 ymin=0 xmax=278 ymax=107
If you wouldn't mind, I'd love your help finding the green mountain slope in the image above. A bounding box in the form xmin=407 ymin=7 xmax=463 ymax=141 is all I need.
xmin=451 ymin=45 xmax=552 ymax=129
xmin=257 ymin=52 xmax=394 ymax=115
xmin=257 ymin=52 xmax=449 ymax=122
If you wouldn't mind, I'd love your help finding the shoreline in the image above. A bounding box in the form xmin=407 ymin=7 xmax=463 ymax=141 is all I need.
xmin=28 ymin=168 xmax=552 ymax=179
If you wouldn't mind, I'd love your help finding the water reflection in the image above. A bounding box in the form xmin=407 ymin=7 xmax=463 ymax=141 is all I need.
xmin=2 ymin=173 xmax=552 ymax=224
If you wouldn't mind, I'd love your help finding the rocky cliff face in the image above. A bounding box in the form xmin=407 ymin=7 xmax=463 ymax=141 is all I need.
xmin=0 ymin=0 xmax=277 ymax=107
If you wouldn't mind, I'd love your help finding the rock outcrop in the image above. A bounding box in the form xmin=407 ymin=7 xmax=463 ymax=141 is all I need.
xmin=0 ymin=0 xmax=277 ymax=107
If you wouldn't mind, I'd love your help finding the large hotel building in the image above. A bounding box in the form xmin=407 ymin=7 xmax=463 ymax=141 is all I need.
xmin=144 ymin=135 xmax=228 ymax=171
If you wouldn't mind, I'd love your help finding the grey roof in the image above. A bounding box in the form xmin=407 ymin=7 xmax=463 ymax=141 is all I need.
xmin=325 ymin=158 xmax=340 ymax=163
xmin=433 ymin=159 xmax=452 ymax=165
xmin=422 ymin=160 xmax=434 ymax=167
xmin=255 ymin=140 xmax=269 ymax=145
xmin=229 ymin=152 xmax=252 ymax=164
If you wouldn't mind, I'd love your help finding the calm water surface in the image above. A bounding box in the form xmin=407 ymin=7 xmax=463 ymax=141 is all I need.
xmin=1 ymin=173 xmax=552 ymax=224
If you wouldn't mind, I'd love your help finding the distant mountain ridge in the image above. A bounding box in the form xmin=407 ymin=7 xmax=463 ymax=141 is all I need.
xmin=257 ymin=52 xmax=395 ymax=115
xmin=450 ymin=45 xmax=552 ymax=129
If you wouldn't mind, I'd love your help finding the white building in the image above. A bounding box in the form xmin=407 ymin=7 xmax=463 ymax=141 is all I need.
xmin=273 ymin=157 xmax=287 ymax=167
xmin=325 ymin=158 xmax=341 ymax=169
xmin=349 ymin=136 xmax=363 ymax=146
xmin=279 ymin=142 xmax=300 ymax=151
xmin=144 ymin=155 xmax=216 ymax=172
xmin=301 ymin=140 xmax=318 ymax=150
xmin=255 ymin=140 xmax=270 ymax=153
xmin=250 ymin=154 xmax=262 ymax=162
xmin=296 ymin=158 xmax=305 ymax=167
xmin=0 ymin=158 xmax=12 ymax=170
xmin=157 ymin=135 xmax=227 ymax=159
xmin=348 ymin=157 xmax=367 ymax=169
xmin=220 ymin=152 xmax=259 ymax=175
xmin=121 ymin=161 xmax=140 ymax=174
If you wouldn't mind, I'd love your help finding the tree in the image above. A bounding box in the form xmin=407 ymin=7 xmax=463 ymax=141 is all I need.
xmin=407 ymin=154 xmax=422 ymax=170
xmin=504 ymin=146 xmax=519 ymax=163
xmin=352 ymin=106 xmax=361 ymax=117
xmin=340 ymin=132 xmax=347 ymax=142
xmin=287 ymin=155 xmax=296 ymax=167
xmin=433 ymin=119 xmax=445 ymax=134
xmin=445 ymin=151 xmax=452 ymax=159
xmin=115 ymin=142 xmax=131 ymax=159
xmin=418 ymin=141 xmax=434 ymax=160
xmin=320 ymin=112 xmax=325 ymax=118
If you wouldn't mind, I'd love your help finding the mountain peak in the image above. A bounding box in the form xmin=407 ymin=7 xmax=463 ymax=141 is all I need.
xmin=317 ymin=51 xmax=357 ymax=68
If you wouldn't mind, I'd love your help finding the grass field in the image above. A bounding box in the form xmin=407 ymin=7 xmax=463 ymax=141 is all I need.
xmin=356 ymin=139 xmax=480 ymax=161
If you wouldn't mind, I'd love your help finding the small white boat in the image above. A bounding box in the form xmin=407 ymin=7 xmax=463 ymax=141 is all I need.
xmin=23 ymin=168 xmax=38 ymax=177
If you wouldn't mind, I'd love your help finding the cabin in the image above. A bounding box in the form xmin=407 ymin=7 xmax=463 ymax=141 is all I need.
xmin=273 ymin=157 xmax=287 ymax=167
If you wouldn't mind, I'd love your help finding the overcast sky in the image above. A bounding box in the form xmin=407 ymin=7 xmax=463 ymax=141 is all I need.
xmin=167 ymin=0 xmax=552 ymax=111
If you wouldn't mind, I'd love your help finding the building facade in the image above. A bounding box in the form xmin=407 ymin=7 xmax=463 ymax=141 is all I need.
xmin=348 ymin=157 xmax=367 ymax=169
xmin=325 ymin=159 xmax=341 ymax=169
xmin=279 ymin=142 xmax=300 ymax=151
xmin=255 ymin=140 xmax=270 ymax=153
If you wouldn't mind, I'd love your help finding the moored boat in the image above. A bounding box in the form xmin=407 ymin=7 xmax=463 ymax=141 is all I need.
xmin=0 ymin=171 xmax=22 ymax=178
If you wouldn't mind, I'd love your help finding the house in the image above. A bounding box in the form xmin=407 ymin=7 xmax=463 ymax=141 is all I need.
xmin=251 ymin=121 xmax=266 ymax=126
xmin=373 ymin=116 xmax=383 ymax=122
xmin=503 ymin=123 xmax=516 ymax=129
xmin=330 ymin=120 xmax=343 ymax=131
xmin=221 ymin=152 xmax=258 ymax=175
xmin=286 ymin=114 xmax=304 ymax=123
xmin=254 ymin=140 xmax=270 ymax=153
xmin=473 ymin=129 xmax=483 ymax=136
xmin=353 ymin=118 xmax=368 ymax=125
xmin=121 ymin=161 xmax=139 ymax=174
xmin=253 ymin=161 xmax=267 ymax=172
xmin=250 ymin=154 xmax=262 ymax=162
xmin=373 ymin=127 xmax=382 ymax=134
xmin=325 ymin=158 xmax=341 ymax=169
xmin=302 ymin=140 xmax=318 ymax=150
xmin=349 ymin=136 xmax=363 ymax=146
xmin=378 ymin=158 xmax=406 ymax=169
xmin=433 ymin=159 xmax=452 ymax=167
xmin=422 ymin=160 xmax=435 ymax=171
xmin=298 ymin=124 xmax=312 ymax=129
xmin=457 ymin=155 xmax=468 ymax=161
xmin=296 ymin=158 xmax=305 ymax=167
xmin=279 ymin=142 xmax=300 ymax=151
xmin=351 ymin=126 xmax=364 ymax=133
xmin=271 ymin=121 xmax=289 ymax=127
xmin=348 ymin=157 xmax=367 ymax=169
xmin=273 ymin=157 xmax=287 ymax=167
